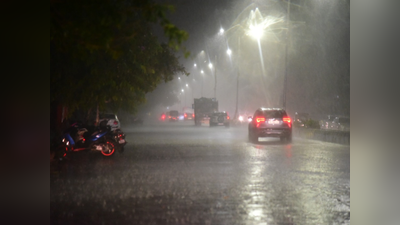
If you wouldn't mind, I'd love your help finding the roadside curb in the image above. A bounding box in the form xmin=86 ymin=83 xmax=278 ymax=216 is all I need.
xmin=293 ymin=128 xmax=350 ymax=145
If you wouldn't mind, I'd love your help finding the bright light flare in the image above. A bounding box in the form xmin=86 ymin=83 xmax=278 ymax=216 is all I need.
xmin=239 ymin=116 xmax=243 ymax=121
xmin=226 ymin=48 xmax=232 ymax=55
xmin=248 ymin=24 xmax=264 ymax=40
xmin=245 ymin=8 xmax=285 ymax=42
xmin=208 ymin=63 xmax=212 ymax=68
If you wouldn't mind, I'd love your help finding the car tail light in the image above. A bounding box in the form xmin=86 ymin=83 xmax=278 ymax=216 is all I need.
xmin=283 ymin=116 xmax=292 ymax=127
xmin=255 ymin=117 xmax=265 ymax=128
xmin=256 ymin=117 xmax=265 ymax=123
xmin=169 ymin=116 xmax=171 ymax=118
xmin=184 ymin=113 xmax=187 ymax=117
xmin=227 ymin=116 xmax=230 ymax=120
xmin=114 ymin=121 xmax=118 ymax=125
xmin=193 ymin=114 xmax=195 ymax=118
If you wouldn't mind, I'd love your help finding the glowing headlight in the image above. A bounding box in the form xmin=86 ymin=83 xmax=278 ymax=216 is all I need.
xmin=239 ymin=116 xmax=243 ymax=121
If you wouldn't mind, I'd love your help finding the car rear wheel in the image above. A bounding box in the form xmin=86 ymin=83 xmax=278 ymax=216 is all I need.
xmin=280 ymin=134 xmax=292 ymax=143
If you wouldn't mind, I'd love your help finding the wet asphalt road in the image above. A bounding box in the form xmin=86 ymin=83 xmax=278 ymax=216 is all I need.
xmin=50 ymin=120 xmax=350 ymax=225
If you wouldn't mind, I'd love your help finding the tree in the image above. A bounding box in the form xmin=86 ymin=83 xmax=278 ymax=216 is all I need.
xmin=50 ymin=0 xmax=190 ymax=125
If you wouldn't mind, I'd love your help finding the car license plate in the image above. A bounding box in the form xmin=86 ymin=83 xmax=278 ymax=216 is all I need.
xmin=119 ymin=139 xmax=126 ymax=144
xmin=268 ymin=120 xmax=281 ymax=125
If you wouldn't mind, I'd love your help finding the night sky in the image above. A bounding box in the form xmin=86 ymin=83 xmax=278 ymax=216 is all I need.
xmin=144 ymin=0 xmax=350 ymax=119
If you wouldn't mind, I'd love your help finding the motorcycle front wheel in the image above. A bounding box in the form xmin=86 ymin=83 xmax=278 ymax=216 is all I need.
xmin=101 ymin=139 xmax=116 ymax=156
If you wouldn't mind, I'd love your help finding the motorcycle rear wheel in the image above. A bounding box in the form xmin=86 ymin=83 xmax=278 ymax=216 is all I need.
xmin=101 ymin=139 xmax=116 ymax=156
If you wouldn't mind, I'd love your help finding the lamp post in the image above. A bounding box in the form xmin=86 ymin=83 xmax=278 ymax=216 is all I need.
xmin=186 ymin=83 xmax=192 ymax=102
xmin=181 ymin=89 xmax=185 ymax=109
xmin=201 ymin=70 xmax=204 ymax=97
xmin=233 ymin=37 xmax=241 ymax=122
xmin=283 ymin=0 xmax=291 ymax=109
xmin=208 ymin=61 xmax=216 ymax=99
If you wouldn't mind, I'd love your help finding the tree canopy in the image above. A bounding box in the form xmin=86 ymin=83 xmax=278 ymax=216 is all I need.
xmin=51 ymin=0 xmax=190 ymax=118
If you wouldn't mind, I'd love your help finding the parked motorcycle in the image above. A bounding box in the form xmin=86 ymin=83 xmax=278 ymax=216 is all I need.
xmin=58 ymin=120 xmax=118 ymax=160
xmin=110 ymin=128 xmax=127 ymax=153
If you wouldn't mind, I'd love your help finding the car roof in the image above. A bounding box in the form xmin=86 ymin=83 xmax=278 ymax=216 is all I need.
xmin=258 ymin=107 xmax=285 ymax=111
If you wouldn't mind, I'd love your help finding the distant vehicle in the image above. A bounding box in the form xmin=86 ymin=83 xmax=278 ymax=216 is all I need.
xmin=320 ymin=114 xmax=338 ymax=129
xmin=168 ymin=110 xmax=179 ymax=122
xmin=184 ymin=112 xmax=194 ymax=120
xmin=209 ymin=111 xmax=230 ymax=127
xmin=193 ymin=97 xmax=218 ymax=126
xmin=99 ymin=113 xmax=120 ymax=131
xmin=178 ymin=113 xmax=185 ymax=121
xmin=331 ymin=116 xmax=350 ymax=131
xmin=160 ymin=113 xmax=167 ymax=121
xmin=248 ymin=108 xmax=292 ymax=143
xmin=182 ymin=107 xmax=194 ymax=120
xmin=294 ymin=112 xmax=309 ymax=127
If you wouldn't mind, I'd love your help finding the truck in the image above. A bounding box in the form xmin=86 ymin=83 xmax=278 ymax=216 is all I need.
xmin=193 ymin=97 xmax=218 ymax=126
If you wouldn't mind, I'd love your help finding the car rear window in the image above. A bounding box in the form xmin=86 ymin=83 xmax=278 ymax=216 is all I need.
xmin=170 ymin=111 xmax=179 ymax=116
xmin=214 ymin=112 xmax=227 ymax=116
xmin=262 ymin=110 xmax=286 ymax=118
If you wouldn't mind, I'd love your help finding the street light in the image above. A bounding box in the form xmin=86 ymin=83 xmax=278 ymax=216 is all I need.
xmin=227 ymin=13 xmax=267 ymax=121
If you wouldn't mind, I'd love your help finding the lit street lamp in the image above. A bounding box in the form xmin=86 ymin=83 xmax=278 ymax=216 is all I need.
xmin=227 ymin=13 xmax=267 ymax=121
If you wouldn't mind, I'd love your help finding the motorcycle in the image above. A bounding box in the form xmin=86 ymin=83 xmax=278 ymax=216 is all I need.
xmin=110 ymin=128 xmax=127 ymax=153
xmin=58 ymin=120 xmax=119 ymax=160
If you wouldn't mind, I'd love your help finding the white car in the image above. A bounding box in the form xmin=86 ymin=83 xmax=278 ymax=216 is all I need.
xmin=99 ymin=113 xmax=121 ymax=131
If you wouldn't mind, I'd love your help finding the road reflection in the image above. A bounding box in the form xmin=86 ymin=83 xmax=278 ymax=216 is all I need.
xmin=242 ymin=143 xmax=296 ymax=224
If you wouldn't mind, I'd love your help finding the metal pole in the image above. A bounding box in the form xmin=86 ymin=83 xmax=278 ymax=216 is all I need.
xmin=234 ymin=72 xmax=239 ymax=119
xmin=233 ymin=37 xmax=240 ymax=121
xmin=202 ymin=73 xmax=203 ymax=97
xmin=283 ymin=0 xmax=291 ymax=109
xmin=214 ymin=55 xmax=217 ymax=99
